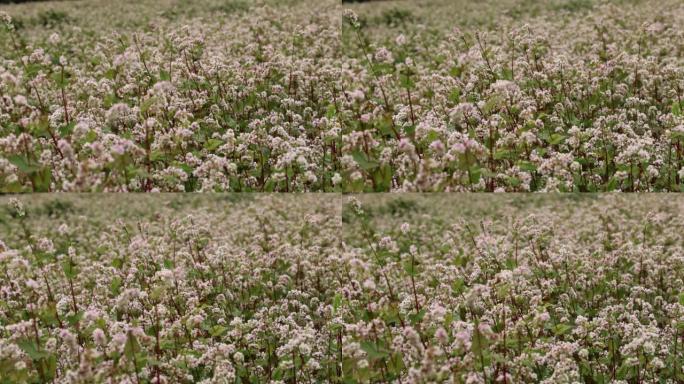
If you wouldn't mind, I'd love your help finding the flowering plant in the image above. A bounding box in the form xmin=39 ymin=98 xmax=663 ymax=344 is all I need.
xmin=2 ymin=0 xmax=684 ymax=191
xmin=339 ymin=0 xmax=684 ymax=191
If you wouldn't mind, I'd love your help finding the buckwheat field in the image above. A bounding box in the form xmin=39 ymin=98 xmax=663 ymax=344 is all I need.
xmin=1 ymin=0 xmax=684 ymax=191
xmin=0 ymin=194 xmax=342 ymax=383
xmin=342 ymin=0 xmax=684 ymax=192
xmin=2 ymin=0 xmax=684 ymax=383
xmin=343 ymin=195 xmax=684 ymax=383
xmin=1 ymin=195 xmax=684 ymax=383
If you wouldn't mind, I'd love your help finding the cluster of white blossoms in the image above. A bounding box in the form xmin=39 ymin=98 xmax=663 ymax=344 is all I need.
xmin=2 ymin=194 xmax=684 ymax=383
xmin=1 ymin=0 xmax=684 ymax=191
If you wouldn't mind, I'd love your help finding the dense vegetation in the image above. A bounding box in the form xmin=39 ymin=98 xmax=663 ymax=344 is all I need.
xmin=0 ymin=0 xmax=683 ymax=191
xmin=1 ymin=194 xmax=684 ymax=382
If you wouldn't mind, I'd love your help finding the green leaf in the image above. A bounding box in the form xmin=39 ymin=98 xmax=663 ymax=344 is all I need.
xmin=448 ymin=88 xmax=461 ymax=103
xmin=616 ymin=362 xmax=633 ymax=380
xmin=326 ymin=104 xmax=337 ymax=119
xmin=468 ymin=166 xmax=482 ymax=184
xmin=112 ymin=257 xmax=124 ymax=269
xmin=507 ymin=176 xmax=521 ymax=187
xmin=376 ymin=117 xmax=395 ymax=138
xmin=553 ymin=323 xmax=573 ymax=336
xmin=673 ymin=130 xmax=684 ymax=142
xmin=449 ymin=66 xmax=463 ymax=78
xmin=124 ymin=333 xmax=140 ymax=360
xmin=484 ymin=96 xmax=502 ymax=113
xmin=399 ymin=73 xmax=415 ymax=89
xmin=150 ymin=150 xmax=167 ymax=162
xmin=25 ymin=63 xmax=42 ymax=79
xmin=494 ymin=148 xmax=513 ymax=160
xmin=403 ymin=258 xmax=418 ymax=276
xmin=140 ymin=97 xmax=157 ymax=115
xmin=408 ymin=309 xmax=426 ymax=325
xmin=549 ymin=133 xmax=566 ymax=145
xmin=425 ymin=130 xmax=440 ymax=144
xmin=59 ymin=122 xmax=75 ymax=137
xmin=177 ymin=162 xmax=193 ymax=174
xmin=104 ymin=93 xmax=119 ymax=108
xmin=85 ymin=130 xmax=98 ymax=143
xmin=148 ymin=285 xmax=163 ymax=302
xmin=333 ymin=293 xmax=342 ymax=314
xmin=352 ymin=150 xmax=378 ymax=171
xmin=104 ymin=68 xmax=117 ymax=80
xmin=39 ymin=306 xmax=59 ymax=327
xmin=17 ymin=339 xmax=48 ymax=360
xmin=62 ymin=259 xmax=79 ymax=279
xmin=33 ymin=168 xmax=52 ymax=192
xmin=205 ymin=138 xmax=223 ymax=152
xmin=45 ymin=354 xmax=57 ymax=379
xmin=8 ymin=155 xmax=38 ymax=174
xmin=677 ymin=321 xmax=684 ymax=331
xmin=209 ymin=325 xmax=227 ymax=337
xmin=66 ymin=311 xmax=83 ymax=326
xmin=159 ymin=70 xmax=171 ymax=81
xmin=605 ymin=177 xmax=619 ymax=192
xmin=51 ymin=71 xmax=68 ymax=88
xmin=373 ymin=164 xmax=393 ymax=191
xmin=110 ymin=276 xmax=123 ymax=296
xmin=451 ymin=278 xmax=465 ymax=294
xmin=471 ymin=326 xmax=489 ymax=355
xmin=496 ymin=282 xmax=511 ymax=297
xmin=360 ymin=341 xmax=389 ymax=360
